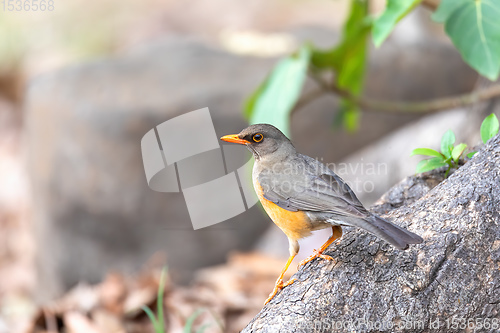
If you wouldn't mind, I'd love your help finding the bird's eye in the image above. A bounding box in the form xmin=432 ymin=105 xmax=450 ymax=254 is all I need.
xmin=253 ymin=133 xmax=263 ymax=142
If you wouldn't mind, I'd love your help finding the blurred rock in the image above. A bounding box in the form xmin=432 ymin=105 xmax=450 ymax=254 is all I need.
xmin=24 ymin=38 xmax=276 ymax=302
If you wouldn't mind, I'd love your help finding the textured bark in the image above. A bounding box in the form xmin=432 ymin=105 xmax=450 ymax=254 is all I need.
xmin=243 ymin=135 xmax=500 ymax=333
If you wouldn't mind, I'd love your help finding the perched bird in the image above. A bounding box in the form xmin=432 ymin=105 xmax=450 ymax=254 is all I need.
xmin=221 ymin=124 xmax=423 ymax=304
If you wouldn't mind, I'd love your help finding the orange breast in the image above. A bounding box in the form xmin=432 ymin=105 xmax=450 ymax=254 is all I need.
xmin=254 ymin=179 xmax=312 ymax=241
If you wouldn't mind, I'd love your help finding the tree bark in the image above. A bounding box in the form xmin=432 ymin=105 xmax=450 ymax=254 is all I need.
xmin=243 ymin=135 xmax=500 ymax=333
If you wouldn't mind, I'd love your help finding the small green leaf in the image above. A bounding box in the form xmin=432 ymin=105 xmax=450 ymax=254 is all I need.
xmin=432 ymin=0 xmax=500 ymax=81
xmin=440 ymin=130 xmax=456 ymax=159
xmin=142 ymin=266 xmax=168 ymax=333
xmin=343 ymin=107 xmax=360 ymax=132
xmin=142 ymin=306 xmax=160 ymax=332
xmin=451 ymin=143 xmax=467 ymax=162
xmin=416 ymin=157 xmax=448 ymax=173
xmin=372 ymin=0 xmax=422 ymax=47
xmin=334 ymin=101 xmax=361 ymax=132
xmin=467 ymin=151 xmax=477 ymax=158
xmin=480 ymin=113 xmax=499 ymax=144
xmin=248 ymin=45 xmax=310 ymax=137
xmin=184 ymin=309 xmax=205 ymax=333
xmin=410 ymin=148 xmax=443 ymax=158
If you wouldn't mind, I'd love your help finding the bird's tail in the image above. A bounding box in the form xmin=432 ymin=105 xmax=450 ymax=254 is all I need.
xmin=346 ymin=214 xmax=423 ymax=250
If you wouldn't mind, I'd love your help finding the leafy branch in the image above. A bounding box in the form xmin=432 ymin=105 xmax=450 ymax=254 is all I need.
xmin=244 ymin=0 xmax=500 ymax=135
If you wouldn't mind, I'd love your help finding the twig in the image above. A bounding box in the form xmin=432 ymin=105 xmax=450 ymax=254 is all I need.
xmin=332 ymin=84 xmax=500 ymax=113
xmin=293 ymin=73 xmax=500 ymax=114
xmin=421 ymin=0 xmax=440 ymax=11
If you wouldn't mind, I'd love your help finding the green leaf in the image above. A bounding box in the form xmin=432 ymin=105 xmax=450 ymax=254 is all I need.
xmin=416 ymin=157 xmax=448 ymax=173
xmin=248 ymin=45 xmax=310 ymax=137
xmin=311 ymin=0 xmax=370 ymax=82
xmin=334 ymin=101 xmax=361 ymax=132
xmin=372 ymin=0 xmax=422 ymax=47
xmin=311 ymin=0 xmax=370 ymax=131
xmin=343 ymin=107 xmax=360 ymax=132
xmin=480 ymin=113 xmax=499 ymax=143
xmin=410 ymin=148 xmax=443 ymax=158
xmin=467 ymin=151 xmax=477 ymax=158
xmin=432 ymin=0 xmax=463 ymax=22
xmin=432 ymin=0 xmax=500 ymax=81
xmin=310 ymin=0 xmax=370 ymax=93
xmin=440 ymin=130 xmax=456 ymax=159
xmin=142 ymin=267 xmax=168 ymax=333
xmin=184 ymin=309 xmax=205 ymax=333
xmin=451 ymin=143 xmax=467 ymax=162
xmin=142 ymin=306 xmax=161 ymax=332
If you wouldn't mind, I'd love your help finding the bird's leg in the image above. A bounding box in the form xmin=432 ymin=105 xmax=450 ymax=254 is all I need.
xmin=264 ymin=253 xmax=297 ymax=304
xmin=298 ymin=226 xmax=342 ymax=268
xmin=264 ymin=239 xmax=300 ymax=305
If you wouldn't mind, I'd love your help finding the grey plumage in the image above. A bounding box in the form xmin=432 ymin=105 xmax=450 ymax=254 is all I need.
xmin=221 ymin=123 xmax=424 ymax=304
xmin=247 ymin=124 xmax=423 ymax=250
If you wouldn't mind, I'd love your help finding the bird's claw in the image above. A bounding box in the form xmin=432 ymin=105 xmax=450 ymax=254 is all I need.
xmin=264 ymin=278 xmax=297 ymax=305
xmin=297 ymin=249 xmax=334 ymax=269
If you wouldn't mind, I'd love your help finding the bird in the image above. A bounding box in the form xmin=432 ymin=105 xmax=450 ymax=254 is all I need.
xmin=220 ymin=124 xmax=423 ymax=304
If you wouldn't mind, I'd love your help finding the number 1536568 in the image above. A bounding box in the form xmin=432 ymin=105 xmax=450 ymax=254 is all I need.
xmin=2 ymin=0 xmax=54 ymax=11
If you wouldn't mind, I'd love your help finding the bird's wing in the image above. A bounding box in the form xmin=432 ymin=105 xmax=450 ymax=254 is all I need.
xmin=258 ymin=155 xmax=424 ymax=250
xmin=258 ymin=156 xmax=368 ymax=218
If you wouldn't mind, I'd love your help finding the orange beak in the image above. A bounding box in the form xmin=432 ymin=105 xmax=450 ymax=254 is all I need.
xmin=220 ymin=134 xmax=249 ymax=145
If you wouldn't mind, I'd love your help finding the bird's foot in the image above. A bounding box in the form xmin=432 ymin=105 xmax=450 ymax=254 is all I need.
xmin=297 ymin=249 xmax=334 ymax=269
xmin=264 ymin=278 xmax=297 ymax=305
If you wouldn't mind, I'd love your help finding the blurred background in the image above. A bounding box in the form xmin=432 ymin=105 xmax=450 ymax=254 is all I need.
xmin=0 ymin=0 xmax=497 ymax=332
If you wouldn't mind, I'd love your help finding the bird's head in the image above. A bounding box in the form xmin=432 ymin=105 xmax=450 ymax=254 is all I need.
xmin=220 ymin=124 xmax=295 ymax=161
